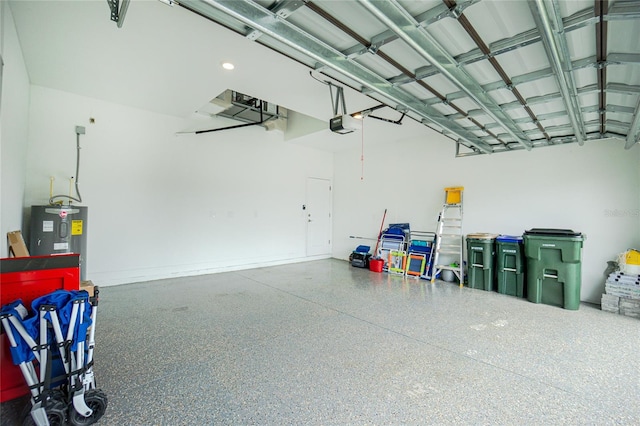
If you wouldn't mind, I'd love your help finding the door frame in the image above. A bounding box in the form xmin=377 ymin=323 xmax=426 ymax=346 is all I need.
xmin=305 ymin=177 xmax=332 ymax=257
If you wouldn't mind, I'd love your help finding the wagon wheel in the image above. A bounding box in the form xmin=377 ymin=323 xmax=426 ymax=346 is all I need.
xmin=21 ymin=394 xmax=68 ymax=426
xmin=68 ymin=389 xmax=108 ymax=426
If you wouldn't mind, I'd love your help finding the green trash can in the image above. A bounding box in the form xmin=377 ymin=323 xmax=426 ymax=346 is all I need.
xmin=496 ymin=235 xmax=525 ymax=297
xmin=466 ymin=233 xmax=498 ymax=291
xmin=523 ymin=229 xmax=584 ymax=310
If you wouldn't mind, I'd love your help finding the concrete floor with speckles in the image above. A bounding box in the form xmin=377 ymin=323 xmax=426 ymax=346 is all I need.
xmin=2 ymin=259 xmax=639 ymax=425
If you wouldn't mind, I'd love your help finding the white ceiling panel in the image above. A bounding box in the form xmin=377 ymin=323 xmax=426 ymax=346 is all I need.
xmin=573 ymin=67 xmax=598 ymax=89
xmin=495 ymin=43 xmax=551 ymax=77
xmin=607 ymin=63 xmax=640 ymax=86
xmin=286 ymin=7 xmax=360 ymax=53
xmin=426 ymin=18 xmax=477 ymax=57
xmin=608 ymin=19 xmax=640 ymax=54
xmin=506 ymin=108 xmax=532 ymax=121
xmin=379 ymin=38 xmax=433 ymax=73
xmin=422 ymin=73 xmax=464 ymax=98
xmin=465 ymin=0 xmax=536 ymax=44
xmin=608 ymin=92 xmax=640 ymax=109
xmin=489 ymin=87 xmax=518 ymax=106
xmin=531 ymin=98 xmax=569 ymax=116
xmin=558 ymin=0 xmax=595 ymax=16
xmin=400 ymin=81 xmax=438 ymax=101
xmin=462 ymin=60 xmax=502 ymax=86
xmin=516 ymin=76 xmax=560 ymax=100
xmin=566 ymin=25 xmax=596 ymax=61
xmin=353 ymin=53 xmax=404 ymax=81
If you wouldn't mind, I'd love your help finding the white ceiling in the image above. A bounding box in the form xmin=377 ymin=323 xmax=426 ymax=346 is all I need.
xmin=8 ymin=0 xmax=640 ymax=155
xmin=9 ymin=0 xmax=382 ymax=128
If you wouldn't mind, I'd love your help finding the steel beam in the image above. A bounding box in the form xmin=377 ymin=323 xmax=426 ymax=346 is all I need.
xmin=444 ymin=0 xmax=549 ymax=140
xmin=359 ymin=0 xmax=532 ymax=149
xmin=350 ymin=3 xmax=603 ymax=70
xmin=341 ymin=0 xmax=481 ymax=58
xmin=529 ymin=0 xmax=586 ymax=145
xmin=607 ymin=1 xmax=640 ymax=21
xmin=245 ymin=0 xmax=306 ymax=41
xmin=607 ymin=83 xmax=640 ymax=95
xmin=107 ymin=0 xmax=131 ymax=28
xmin=608 ymin=53 xmax=640 ymax=64
xmin=595 ymin=0 xmax=608 ymax=136
xmin=625 ymin=96 xmax=640 ymax=149
xmin=306 ymin=2 xmax=506 ymax=147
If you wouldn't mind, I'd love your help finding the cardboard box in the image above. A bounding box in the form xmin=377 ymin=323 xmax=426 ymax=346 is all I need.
xmin=81 ymin=280 xmax=95 ymax=297
xmin=7 ymin=231 xmax=29 ymax=257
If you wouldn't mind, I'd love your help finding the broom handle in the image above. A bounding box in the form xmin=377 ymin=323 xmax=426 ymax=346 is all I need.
xmin=373 ymin=208 xmax=387 ymax=255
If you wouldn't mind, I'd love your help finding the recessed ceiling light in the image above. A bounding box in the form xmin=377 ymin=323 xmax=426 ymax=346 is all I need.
xmin=221 ymin=62 xmax=235 ymax=70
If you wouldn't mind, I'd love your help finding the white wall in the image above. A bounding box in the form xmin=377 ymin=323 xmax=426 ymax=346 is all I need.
xmin=0 ymin=2 xmax=30 ymax=257
xmin=333 ymin=117 xmax=640 ymax=304
xmin=24 ymin=86 xmax=333 ymax=285
xmin=15 ymin=82 xmax=640 ymax=303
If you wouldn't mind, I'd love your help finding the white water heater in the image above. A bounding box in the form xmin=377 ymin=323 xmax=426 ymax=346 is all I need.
xmin=30 ymin=205 xmax=89 ymax=281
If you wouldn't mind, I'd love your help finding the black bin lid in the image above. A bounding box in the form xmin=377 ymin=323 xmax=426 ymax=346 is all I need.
xmin=524 ymin=228 xmax=582 ymax=237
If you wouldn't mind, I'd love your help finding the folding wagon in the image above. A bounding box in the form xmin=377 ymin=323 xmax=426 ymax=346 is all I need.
xmin=1 ymin=289 xmax=107 ymax=425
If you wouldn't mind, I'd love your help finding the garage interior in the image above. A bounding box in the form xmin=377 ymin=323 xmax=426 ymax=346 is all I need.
xmin=1 ymin=0 xmax=639 ymax=424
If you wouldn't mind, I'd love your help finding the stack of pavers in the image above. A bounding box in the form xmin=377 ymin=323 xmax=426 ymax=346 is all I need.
xmin=602 ymin=271 xmax=640 ymax=318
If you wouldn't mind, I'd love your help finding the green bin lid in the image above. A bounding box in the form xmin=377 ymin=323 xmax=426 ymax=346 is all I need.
xmin=524 ymin=228 xmax=582 ymax=237
xmin=467 ymin=233 xmax=499 ymax=239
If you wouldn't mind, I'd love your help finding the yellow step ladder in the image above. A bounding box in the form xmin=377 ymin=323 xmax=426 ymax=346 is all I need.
xmin=431 ymin=187 xmax=464 ymax=287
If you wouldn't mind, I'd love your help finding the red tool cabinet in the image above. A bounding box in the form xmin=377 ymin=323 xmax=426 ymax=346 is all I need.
xmin=0 ymin=254 xmax=80 ymax=402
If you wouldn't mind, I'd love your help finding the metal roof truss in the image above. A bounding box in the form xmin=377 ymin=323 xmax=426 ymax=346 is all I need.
xmin=177 ymin=0 xmax=640 ymax=155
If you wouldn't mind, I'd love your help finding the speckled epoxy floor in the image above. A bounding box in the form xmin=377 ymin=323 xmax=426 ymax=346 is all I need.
xmin=2 ymin=258 xmax=639 ymax=425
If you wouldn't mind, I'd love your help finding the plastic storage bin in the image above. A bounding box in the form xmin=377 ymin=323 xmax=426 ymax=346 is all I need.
xmin=466 ymin=234 xmax=498 ymax=291
xmin=523 ymin=229 xmax=584 ymax=310
xmin=496 ymin=235 xmax=525 ymax=297
xmin=444 ymin=187 xmax=464 ymax=204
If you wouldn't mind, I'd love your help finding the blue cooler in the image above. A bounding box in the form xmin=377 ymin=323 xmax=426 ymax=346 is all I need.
xmin=350 ymin=245 xmax=371 ymax=268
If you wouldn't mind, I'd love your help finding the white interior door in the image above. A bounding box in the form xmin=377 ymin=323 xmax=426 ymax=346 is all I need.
xmin=306 ymin=177 xmax=332 ymax=256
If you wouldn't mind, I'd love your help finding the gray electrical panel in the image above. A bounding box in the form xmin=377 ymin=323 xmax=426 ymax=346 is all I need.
xmin=30 ymin=205 xmax=89 ymax=281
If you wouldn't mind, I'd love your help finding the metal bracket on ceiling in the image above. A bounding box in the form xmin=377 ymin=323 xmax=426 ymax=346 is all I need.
xmin=274 ymin=0 xmax=306 ymax=19
xmin=530 ymin=0 xmax=586 ymax=146
xmin=107 ymin=0 xmax=131 ymax=28
xmin=367 ymin=45 xmax=380 ymax=55
xmin=446 ymin=0 xmax=481 ymax=20
xmin=247 ymin=0 xmax=305 ymax=41
xmin=246 ymin=30 xmax=263 ymax=41
xmin=455 ymin=140 xmax=484 ymax=157
xmin=310 ymin=70 xmax=352 ymax=117
xmin=329 ymin=84 xmax=348 ymax=117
